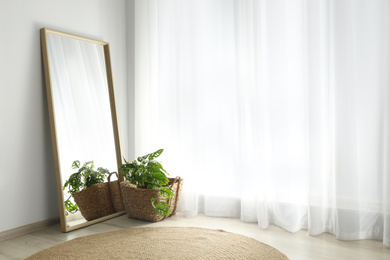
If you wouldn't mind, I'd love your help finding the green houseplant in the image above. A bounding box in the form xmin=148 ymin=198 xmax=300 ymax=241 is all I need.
xmin=63 ymin=160 xmax=110 ymax=214
xmin=63 ymin=160 xmax=116 ymax=220
xmin=120 ymin=149 xmax=182 ymax=218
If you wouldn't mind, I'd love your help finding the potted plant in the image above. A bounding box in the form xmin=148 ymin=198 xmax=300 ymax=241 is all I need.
xmin=120 ymin=149 xmax=183 ymax=221
xmin=63 ymin=160 xmax=124 ymax=221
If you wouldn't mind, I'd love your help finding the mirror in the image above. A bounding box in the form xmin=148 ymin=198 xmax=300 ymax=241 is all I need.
xmin=40 ymin=28 xmax=124 ymax=232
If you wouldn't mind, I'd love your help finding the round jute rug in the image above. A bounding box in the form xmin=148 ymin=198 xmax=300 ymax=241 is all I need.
xmin=27 ymin=227 xmax=289 ymax=260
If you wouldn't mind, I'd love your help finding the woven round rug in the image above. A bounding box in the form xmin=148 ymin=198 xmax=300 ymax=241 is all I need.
xmin=27 ymin=227 xmax=289 ymax=260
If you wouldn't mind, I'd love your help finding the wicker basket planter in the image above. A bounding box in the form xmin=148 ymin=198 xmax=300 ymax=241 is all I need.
xmin=120 ymin=177 xmax=183 ymax=222
xmin=72 ymin=172 xmax=124 ymax=221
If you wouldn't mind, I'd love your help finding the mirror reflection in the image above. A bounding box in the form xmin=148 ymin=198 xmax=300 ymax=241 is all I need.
xmin=41 ymin=28 xmax=124 ymax=232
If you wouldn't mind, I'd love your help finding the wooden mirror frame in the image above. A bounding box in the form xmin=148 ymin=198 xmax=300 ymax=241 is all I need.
xmin=40 ymin=28 xmax=124 ymax=232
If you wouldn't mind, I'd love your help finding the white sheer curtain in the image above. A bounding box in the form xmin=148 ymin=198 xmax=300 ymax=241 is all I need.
xmin=133 ymin=0 xmax=390 ymax=246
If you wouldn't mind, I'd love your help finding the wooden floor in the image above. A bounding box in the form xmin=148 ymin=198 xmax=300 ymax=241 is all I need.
xmin=0 ymin=212 xmax=388 ymax=259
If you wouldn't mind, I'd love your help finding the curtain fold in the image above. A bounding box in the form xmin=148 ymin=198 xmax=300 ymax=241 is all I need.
xmin=133 ymin=0 xmax=390 ymax=246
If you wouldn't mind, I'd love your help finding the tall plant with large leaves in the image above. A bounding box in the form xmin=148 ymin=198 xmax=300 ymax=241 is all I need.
xmin=120 ymin=149 xmax=174 ymax=216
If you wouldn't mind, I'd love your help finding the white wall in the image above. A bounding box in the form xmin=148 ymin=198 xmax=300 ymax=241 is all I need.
xmin=0 ymin=0 xmax=129 ymax=232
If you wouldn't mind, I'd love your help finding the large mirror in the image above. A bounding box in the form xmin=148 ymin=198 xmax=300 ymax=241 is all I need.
xmin=40 ymin=28 xmax=124 ymax=232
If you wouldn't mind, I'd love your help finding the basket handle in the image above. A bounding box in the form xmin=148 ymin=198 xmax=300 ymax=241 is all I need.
xmin=169 ymin=176 xmax=180 ymax=189
xmin=170 ymin=177 xmax=181 ymax=216
xmin=108 ymin=171 xmax=119 ymax=183
xmin=162 ymin=177 xmax=181 ymax=220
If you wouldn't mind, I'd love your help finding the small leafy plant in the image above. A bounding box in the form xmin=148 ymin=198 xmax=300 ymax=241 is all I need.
xmin=63 ymin=160 xmax=110 ymax=215
xmin=120 ymin=149 xmax=174 ymax=216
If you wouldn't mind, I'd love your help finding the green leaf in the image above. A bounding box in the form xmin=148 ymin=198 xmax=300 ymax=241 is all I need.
xmin=151 ymin=199 xmax=172 ymax=216
xmin=150 ymin=186 xmax=175 ymax=216
xmin=97 ymin=167 xmax=110 ymax=175
xmin=64 ymin=198 xmax=79 ymax=214
xmin=84 ymin=161 xmax=94 ymax=170
xmin=72 ymin=160 xmax=80 ymax=169
xmin=160 ymin=187 xmax=174 ymax=198
xmin=123 ymin=157 xmax=130 ymax=164
xmin=149 ymin=149 xmax=163 ymax=160
xmin=147 ymin=183 xmax=158 ymax=189
xmin=155 ymin=162 xmax=168 ymax=174
xmin=63 ymin=180 xmax=69 ymax=190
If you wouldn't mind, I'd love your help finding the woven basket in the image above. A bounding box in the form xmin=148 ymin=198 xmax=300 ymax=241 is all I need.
xmin=109 ymin=178 xmax=125 ymax=213
xmin=72 ymin=172 xmax=124 ymax=221
xmin=120 ymin=177 xmax=183 ymax=222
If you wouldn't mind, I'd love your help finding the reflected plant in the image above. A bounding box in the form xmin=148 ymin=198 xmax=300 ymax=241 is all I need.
xmin=63 ymin=160 xmax=110 ymax=215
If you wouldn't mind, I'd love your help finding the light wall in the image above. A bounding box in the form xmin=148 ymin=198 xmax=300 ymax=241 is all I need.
xmin=0 ymin=0 xmax=130 ymax=232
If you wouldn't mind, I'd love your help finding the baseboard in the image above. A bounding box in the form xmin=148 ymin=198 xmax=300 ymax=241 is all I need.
xmin=0 ymin=217 xmax=60 ymax=242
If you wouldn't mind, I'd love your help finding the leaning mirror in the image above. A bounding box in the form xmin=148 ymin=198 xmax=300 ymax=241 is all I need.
xmin=40 ymin=28 xmax=124 ymax=232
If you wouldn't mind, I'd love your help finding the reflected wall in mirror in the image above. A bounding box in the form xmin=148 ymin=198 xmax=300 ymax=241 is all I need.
xmin=40 ymin=28 xmax=124 ymax=232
